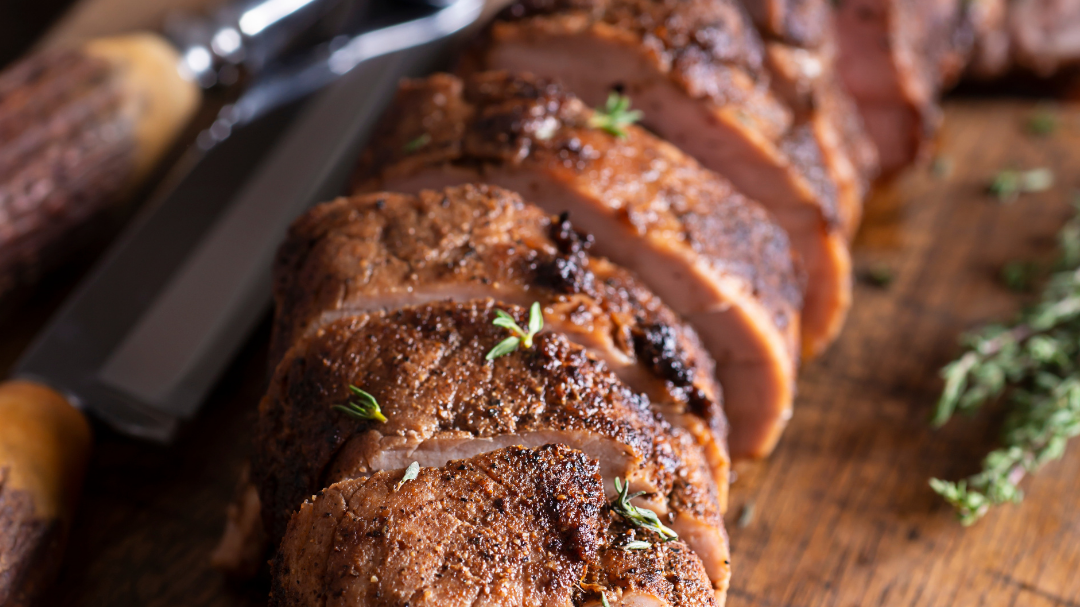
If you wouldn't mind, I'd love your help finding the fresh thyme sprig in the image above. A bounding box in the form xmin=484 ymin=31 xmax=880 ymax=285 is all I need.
xmin=931 ymin=204 xmax=1080 ymax=525
xmin=588 ymin=92 xmax=643 ymax=139
xmin=332 ymin=385 xmax=388 ymax=423
xmin=486 ymin=303 xmax=544 ymax=360
xmin=396 ymin=461 xmax=419 ymax=491
xmin=989 ymin=168 xmax=1054 ymax=202
xmin=610 ymin=477 xmax=677 ymax=542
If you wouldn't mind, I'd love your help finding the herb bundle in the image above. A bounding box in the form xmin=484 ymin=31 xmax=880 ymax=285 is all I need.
xmin=931 ymin=205 xmax=1080 ymax=525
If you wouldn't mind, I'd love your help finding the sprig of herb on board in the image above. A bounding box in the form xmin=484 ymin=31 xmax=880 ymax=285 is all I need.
xmin=989 ymin=168 xmax=1054 ymax=202
xmin=930 ymin=203 xmax=1080 ymax=525
xmin=332 ymin=385 xmax=387 ymax=423
xmin=486 ymin=303 xmax=544 ymax=360
xmin=1026 ymin=107 xmax=1058 ymax=137
xmin=610 ymin=477 xmax=677 ymax=541
xmin=589 ymin=92 xmax=643 ymax=139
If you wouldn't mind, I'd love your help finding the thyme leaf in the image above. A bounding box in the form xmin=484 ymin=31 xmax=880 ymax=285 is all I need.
xmin=589 ymin=92 xmax=643 ymax=139
xmin=332 ymin=385 xmax=388 ymax=423
xmin=397 ymin=461 xmax=420 ymax=491
xmin=610 ymin=477 xmax=677 ymax=542
xmin=931 ymin=204 xmax=1080 ymax=525
xmin=601 ymin=593 xmax=611 ymax=607
xmin=486 ymin=303 xmax=544 ymax=360
xmin=621 ymin=540 xmax=652 ymax=551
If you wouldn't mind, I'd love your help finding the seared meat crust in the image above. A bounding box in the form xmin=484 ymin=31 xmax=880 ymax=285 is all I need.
xmin=271 ymin=185 xmax=731 ymax=495
xmin=271 ymin=445 xmax=719 ymax=607
xmin=253 ymin=300 xmax=730 ymax=590
xmin=350 ymin=83 xmax=808 ymax=456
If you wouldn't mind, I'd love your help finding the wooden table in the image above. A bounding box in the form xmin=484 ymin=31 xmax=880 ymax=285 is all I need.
xmin=4 ymin=99 xmax=1080 ymax=606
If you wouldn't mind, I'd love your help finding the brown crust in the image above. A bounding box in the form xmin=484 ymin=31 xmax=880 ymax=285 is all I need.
xmin=352 ymin=74 xmax=802 ymax=338
xmin=270 ymin=185 xmax=731 ymax=509
xmin=253 ymin=300 xmax=723 ymax=550
xmin=497 ymin=0 xmax=769 ymax=91
xmin=271 ymin=445 xmax=717 ymax=607
xmin=0 ymin=469 xmax=61 ymax=607
xmin=271 ymin=184 xmax=723 ymax=432
xmin=0 ymin=49 xmax=137 ymax=300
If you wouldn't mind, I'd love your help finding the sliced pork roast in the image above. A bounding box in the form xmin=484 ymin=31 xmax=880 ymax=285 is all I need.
xmin=271 ymin=445 xmax=719 ymax=607
xmin=350 ymin=86 xmax=806 ymax=458
xmin=272 ymin=187 xmax=736 ymax=489
xmin=464 ymin=1 xmax=855 ymax=357
xmin=834 ymin=0 xmax=976 ymax=172
xmin=253 ymin=300 xmax=731 ymax=594
xmin=968 ymin=0 xmax=1080 ymax=79
xmin=747 ymin=0 xmax=879 ymax=239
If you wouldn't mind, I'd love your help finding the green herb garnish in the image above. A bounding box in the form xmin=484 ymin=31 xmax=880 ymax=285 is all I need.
xmin=486 ymin=303 xmax=543 ymax=360
xmin=1026 ymin=108 xmax=1058 ymax=137
xmin=610 ymin=477 xmax=677 ymax=542
xmin=397 ymin=461 xmax=419 ymax=491
xmin=931 ymin=203 xmax=1080 ymax=525
xmin=403 ymin=133 xmax=431 ymax=153
xmin=989 ymin=168 xmax=1054 ymax=202
xmin=332 ymin=385 xmax=388 ymax=423
xmin=588 ymin=92 xmax=643 ymax=139
xmin=621 ymin=540 xmax=651 ymax=551
xmin=601 ymin=593 xmax=612 ymax=607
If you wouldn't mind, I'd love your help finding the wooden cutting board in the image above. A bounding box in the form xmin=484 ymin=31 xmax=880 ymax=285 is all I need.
xmin=1 ymin=99 xmax=1067 ymax=607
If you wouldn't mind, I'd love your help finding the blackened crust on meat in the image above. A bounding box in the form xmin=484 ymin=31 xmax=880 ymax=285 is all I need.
xmin=352 ymin=74 xmax=803 ymax=334
xmin=270 ymin=445 xmax=719 ymax=607
xmin=253 ymin=300 xmax=723 ymax=547
xmin=496 ymin=0 xmax=770 ymax=88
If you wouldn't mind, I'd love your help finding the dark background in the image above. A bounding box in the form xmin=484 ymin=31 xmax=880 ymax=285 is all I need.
xmin=0 ymin=0 xmax=76 ymax=65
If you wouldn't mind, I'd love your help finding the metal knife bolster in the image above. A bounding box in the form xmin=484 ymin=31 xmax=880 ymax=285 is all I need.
xmin=167 ymin=0 xmax=347 ymax=88
xmin=13 ymin=0 xmax=484 ymax=442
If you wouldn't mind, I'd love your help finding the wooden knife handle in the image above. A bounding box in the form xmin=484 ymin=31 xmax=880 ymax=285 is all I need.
xmin=0 ymin=380 xmax=91 ymax=607
xmin=0 ymin=33 xmax=199 ymax=302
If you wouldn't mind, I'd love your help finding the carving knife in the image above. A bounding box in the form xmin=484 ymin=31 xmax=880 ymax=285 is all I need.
xmin=0 ymin=0 xmax=483 ymax=602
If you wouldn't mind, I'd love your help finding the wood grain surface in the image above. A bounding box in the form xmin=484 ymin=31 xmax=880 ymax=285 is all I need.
xmin=3 ymin=99 xmax=1080 ymax=605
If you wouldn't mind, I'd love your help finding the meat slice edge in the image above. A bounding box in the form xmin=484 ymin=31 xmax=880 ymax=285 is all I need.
xmin=271 ymin=445 xmax=721 ymax=607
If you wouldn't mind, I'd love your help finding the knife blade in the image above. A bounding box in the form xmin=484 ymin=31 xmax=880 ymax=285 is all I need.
xmin=0 ymin=0 xmax=482 ymax=601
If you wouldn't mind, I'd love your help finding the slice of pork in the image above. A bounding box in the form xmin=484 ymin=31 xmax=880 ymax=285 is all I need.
xmin=467 ymin=0 xmax=854 ymax=355
xmin=969 ymin=0 xmax=1080 ymax=78
xmin=758 ymin=23 xmax=879 ymax=240
xmin=271 ymin=445 xmax=721 ymax=607
xmin=272 ymin=186 xmax=732 ymax=497
xmin=253 ymin=300 xmax=731 ymax=592
xmin=350 ymin=83 xmax=807 ymax=457
xmin=834 ymin=0 xmax=975 ymax=173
